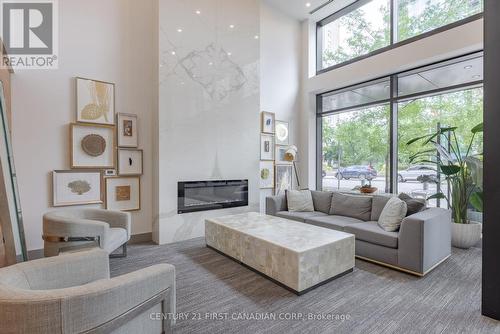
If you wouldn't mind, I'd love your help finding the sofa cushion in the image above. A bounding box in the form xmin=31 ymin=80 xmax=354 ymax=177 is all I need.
xmin=286 ymin=190 xmax=314 ymax=212
xmin=330 ymin=192 xmax=372 ymax=221
xmin=344 ymin=221 xmax=399 ymax=248
xmin=305 ymin=215 xmax=363 ymax=231
xmin=370 ymin=194 xmax=393 ymax=221
xmin=275 ymin=211 xmax=328 ymax=223
xmin=311 ymin=191 xmax=333 ymax=214
xmin=398 ymin=193 xmax=426 ymax=216
xmin=378 ymin=197 xmax=407 ymax=232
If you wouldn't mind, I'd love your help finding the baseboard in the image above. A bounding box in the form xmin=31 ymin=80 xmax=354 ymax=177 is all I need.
xmin=129 ymin=232 xmax=153 ymax=244
xmin=22 ymin=249 xmax=43 ymax=261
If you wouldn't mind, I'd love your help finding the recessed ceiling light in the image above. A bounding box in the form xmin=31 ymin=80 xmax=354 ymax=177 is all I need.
xmin=229 ymin=24 xmax=235 ymax=29
xmin=254 ymin=35 xmax=259 ymax=39
xmin=472 ymin=75 xmax=481 ymax=79
xmin=195 ymin=10 xmax=201 ymax=15
xmin=208 ymin=62 xmax=213 ymax=66
xmin=464 ymin=65 xmax=473 ymax=70
xmin=171 ymin=51 xmax=176 ymax=55
xmin=177 ymin=28 xmax=183 ymax=33
xmin=305 ymin=2 xmax=311 ymax=7
xmin=227 ymin=52 xmax=232 ymax=56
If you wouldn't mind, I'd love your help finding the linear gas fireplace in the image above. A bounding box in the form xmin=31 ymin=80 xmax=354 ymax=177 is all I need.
xmin=178 ymin=180 xmax=248 ymax=214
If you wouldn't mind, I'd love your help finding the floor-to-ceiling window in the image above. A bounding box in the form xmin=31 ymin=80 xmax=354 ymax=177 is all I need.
xmin=317 ymin=0 xmax=483 ymax=73
xmin=318 ymin=52 xmax=483 ymax=211
xmin=398 ymin=88 xmax=483 ymax=207
xmin=319 ymin=79 xmax=391 ymax=192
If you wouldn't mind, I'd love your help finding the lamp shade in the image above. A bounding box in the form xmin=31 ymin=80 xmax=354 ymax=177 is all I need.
xmin=284 ymin=145 xmax=298 ymax=162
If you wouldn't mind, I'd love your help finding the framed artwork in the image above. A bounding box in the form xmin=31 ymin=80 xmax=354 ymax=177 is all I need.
xmin=275 ymin=145 xmax=292 ymax=165
xmin=260 ymin=134 xmax=275 ymax=161
xmin=76 ymin=77 xmax=115 ymax=125
xmin=118 ymin=149 xmax=143 ymax=176
xmin=275 ymin=121 xmax=289 ymax=145
xmin=105 ymin=177 xmax=140 ymax=211
xmin=70 ymin=123 xmax=116 ymax=169
xmin=275 ymin=165 xmax=293 ymax=196
xmin=52 ymin=170 xmax=103 ymax=207
xmin=260 ymin=161 xmax=274 ymax=189
xmin=117 ymin=113 xmax=138 ymax=148
xmin=261 ymin=111 xmax=275 ymax=134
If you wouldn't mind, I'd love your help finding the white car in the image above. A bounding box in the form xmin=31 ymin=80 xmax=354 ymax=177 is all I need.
xmin=398 ymin=164 xmax=437 ymax=183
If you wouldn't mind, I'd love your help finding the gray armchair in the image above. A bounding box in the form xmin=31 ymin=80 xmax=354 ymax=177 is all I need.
xmin=0 ymin=248 xmax=175 ymax=334
xmin=43 ymin=209 xmax=131 ymax=257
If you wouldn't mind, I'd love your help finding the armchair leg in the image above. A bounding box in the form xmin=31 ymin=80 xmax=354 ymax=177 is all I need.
xmin=109 ymin=243 xmax=127 ymax=258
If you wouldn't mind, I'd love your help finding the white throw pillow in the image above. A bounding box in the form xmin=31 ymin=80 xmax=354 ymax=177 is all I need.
xmin=378 ymin=197 xmax=408 ymax=232
xmin=287 ymin=190 xmax=314 ymax=212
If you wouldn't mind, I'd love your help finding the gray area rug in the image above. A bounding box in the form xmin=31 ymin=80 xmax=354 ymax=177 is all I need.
xmin=110 ymin=238 xmax=500 ymax=334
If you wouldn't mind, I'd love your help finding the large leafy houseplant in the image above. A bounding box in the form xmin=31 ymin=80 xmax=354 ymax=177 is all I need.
xmin=407 ymin=123 xmax=483 ymax=225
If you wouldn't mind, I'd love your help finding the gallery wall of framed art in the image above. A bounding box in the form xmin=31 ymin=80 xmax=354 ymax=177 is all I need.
xmin=50 ymin=77 xmax=143 ymax=213
xmin=259 ymin=111 xmax=294 ymax=194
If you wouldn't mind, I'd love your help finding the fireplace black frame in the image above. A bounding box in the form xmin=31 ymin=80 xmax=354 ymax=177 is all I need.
xmin=177 ymin=180 xmax=249 ymax=214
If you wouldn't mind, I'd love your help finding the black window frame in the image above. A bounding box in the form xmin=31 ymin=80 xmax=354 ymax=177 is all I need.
xmin=316 ymin=0 xmax=484 ymax=75
xmin=316 ymin=51 xmax=484 ymax=194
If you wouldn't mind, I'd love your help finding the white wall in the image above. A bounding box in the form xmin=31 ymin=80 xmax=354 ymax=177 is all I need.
xmin=155 ymin=0 xmax=261 ymax=244
xmin=260 ymin=2 xmax=302 ymax=205
xmin=11 ymin=0 xmax=158 ymax=251
xmin=298 ymin=18 xmax=484 ymax=190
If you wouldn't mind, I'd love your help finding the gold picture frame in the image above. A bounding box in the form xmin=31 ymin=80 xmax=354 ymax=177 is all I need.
xmin=275 ymin=164 xmax=292 ymax=196
xmin=76 ymin=77 xmax=116 ymax=125
xmin=70 ymin=123 xmax=116 ymax=169
xmin=105 ymin=176 xmax=141 ymax=211
xmin=117 ymin=113 xmax=138 ymax=148
xmin=117 ymin=148 xmax=143 ymax=176
xmin=52 ymin=170 xmax=103 ymax=207
xmin=260 ymin=161 xmax=275 ymax=189
xmin=261 ymin=111 xmax=275 ymax=134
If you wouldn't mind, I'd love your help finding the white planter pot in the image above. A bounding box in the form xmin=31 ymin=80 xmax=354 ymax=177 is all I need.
xmin=451 ymin=221 xmax=482 ymax=249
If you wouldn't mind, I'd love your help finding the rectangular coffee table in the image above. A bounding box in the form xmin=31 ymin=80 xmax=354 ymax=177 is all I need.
xmin=205 ymin=212 xmax=355 ymax=295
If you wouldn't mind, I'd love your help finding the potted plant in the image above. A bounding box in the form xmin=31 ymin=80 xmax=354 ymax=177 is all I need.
xmin=407 ymin=123 xmax=483 ymax=249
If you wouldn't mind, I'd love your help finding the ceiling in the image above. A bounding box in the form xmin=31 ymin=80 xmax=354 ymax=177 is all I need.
xmin=264 ymin=0 xmax=331 ymax=20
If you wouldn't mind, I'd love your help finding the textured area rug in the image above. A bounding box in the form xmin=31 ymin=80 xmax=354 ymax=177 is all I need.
xmin=110 ymin=238 xmax=499 ymax=334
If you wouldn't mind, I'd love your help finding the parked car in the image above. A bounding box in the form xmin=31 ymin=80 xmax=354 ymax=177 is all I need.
xmin=335 ymin=165 xmax=377 ymax=181
xmin=398 ymin=164 xmax=438 ymax=183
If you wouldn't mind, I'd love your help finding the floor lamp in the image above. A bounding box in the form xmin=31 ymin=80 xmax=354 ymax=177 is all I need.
xmin=283 ymin=145 xmax=302 ymax=190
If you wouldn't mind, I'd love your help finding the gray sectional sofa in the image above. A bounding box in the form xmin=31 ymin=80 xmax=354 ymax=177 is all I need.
xmin=266 ymin=191 xmax=452 ymax=276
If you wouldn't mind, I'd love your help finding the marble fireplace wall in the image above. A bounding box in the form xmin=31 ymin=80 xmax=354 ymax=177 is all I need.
xmin=155 ymin=0 xmax=260 ymax=244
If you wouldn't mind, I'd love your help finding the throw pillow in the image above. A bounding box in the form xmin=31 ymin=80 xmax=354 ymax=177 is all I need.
xmin=370 ymin=194 xmax=392 ymax=221
xmin=378 ymin=197 xmax=408 ymax=232
xmin=330 ymin=192 xmax=372 ymax=221
xmin=398 ymin=193 xmax=426 ymax=216
xmin=286 ymin=190 xmax=314 ymax=212
xmin=311 ymin=191 xmax=333 ymax=214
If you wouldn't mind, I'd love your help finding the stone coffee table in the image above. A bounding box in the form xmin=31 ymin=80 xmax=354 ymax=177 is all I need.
xmin=205 ymin=212 xmax=355 ymax=295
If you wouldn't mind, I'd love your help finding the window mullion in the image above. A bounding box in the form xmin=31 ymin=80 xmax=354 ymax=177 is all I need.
xmin=391 ymin=0 xmax=398 ymax=44
xmin=390 ymin=75 xmax=398 ymax=194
